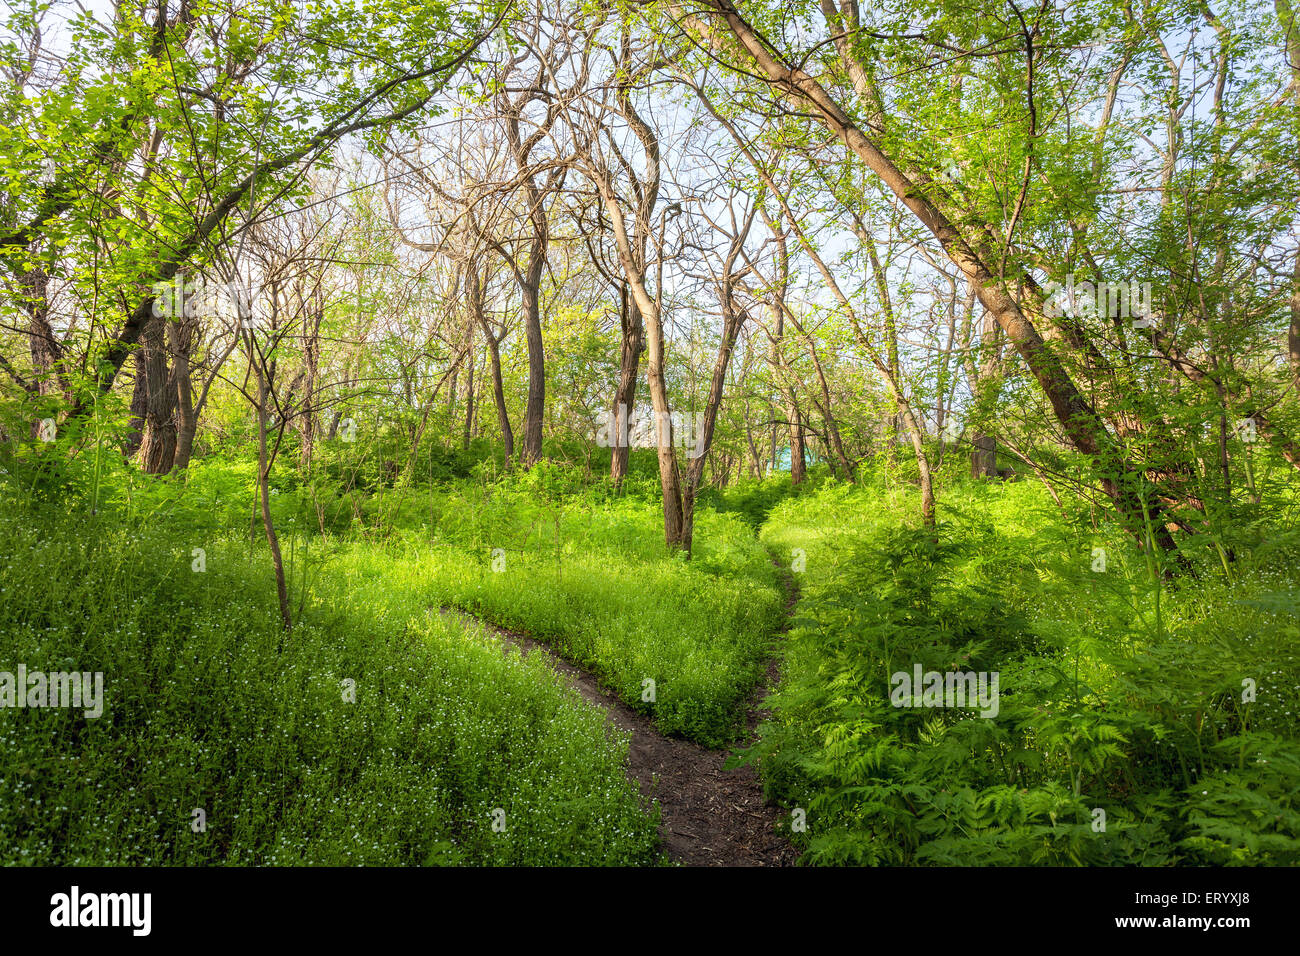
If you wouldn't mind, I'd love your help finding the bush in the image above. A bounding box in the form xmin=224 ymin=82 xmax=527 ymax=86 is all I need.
xmin=752 ymin=479 xmax=1300 ymax=865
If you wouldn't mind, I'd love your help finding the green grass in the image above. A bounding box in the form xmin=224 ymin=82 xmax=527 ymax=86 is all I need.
xmin=751 ymin=474 xmax=1300 ymax=865
xmin=11 ymin=444 xmax=1296 ymax=868
xmin=0 ymin=458 xmax=794 ymax=865
xmin=0 ymin=496 xmax=662 ymax=866
xmin=17 ymin=452 xmax=790 ymax=745
xmin=336 ymin=478 xmax=787 ymax=746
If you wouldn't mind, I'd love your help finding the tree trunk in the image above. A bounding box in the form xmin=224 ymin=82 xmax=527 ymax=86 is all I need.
xmin=900 ymin=400 xmax=936 ymax=528
xmin=125 ymin=361 xmax=147 ymax=458
xmin=519 ymin=278 xmax=546 ymax=465
xmin=502 ymin=104 xmax=561 ymax=468
xmin=23 ymin=266 xmax=69 ymax=403
xmin=474 ymin=268 xmax=514 ymax=467
xmin=462 ymin=332 xmax=475 ymax=451
xmin=171 ymin=316 xmax=200 ymax=471
xmin=136 ymin=313 xmax=178 ymax=474
xmin=971 ymin=434 xmax=997 ymax=478
xmin=787 ymin=404 xmax=806 ymax=482
xmin=298 ymin=297 xmax=322 ymax=473
xmin=646 ymin=303 xmax=686 ymax=546
xmin=682 ymin=259 xmax=750 ymax=554
xmin=255 ymin=357 xmax=292 ymax=633
xmin=610 ymin=285 xmax=644 ymax=489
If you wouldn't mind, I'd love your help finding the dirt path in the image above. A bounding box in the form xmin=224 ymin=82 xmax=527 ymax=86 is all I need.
xmin=438 ymin=570 xmax=799 ymax=866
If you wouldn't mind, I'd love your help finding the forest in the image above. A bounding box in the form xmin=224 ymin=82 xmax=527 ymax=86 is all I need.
xmin=1 ymin=0 xmax=1298 ymax=869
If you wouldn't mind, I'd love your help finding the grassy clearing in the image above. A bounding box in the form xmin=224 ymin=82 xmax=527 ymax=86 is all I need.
xmin=34 ymin=454 xmax=788 ymax=746
xmin=337 ymin=475 xmax=787 ymax=746
xmin=0 ymin=455 xmax=792 ymax=865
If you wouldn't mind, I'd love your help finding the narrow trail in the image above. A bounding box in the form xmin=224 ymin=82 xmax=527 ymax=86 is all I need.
xmin=437 ymin=563 xmax=800 ymax=867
